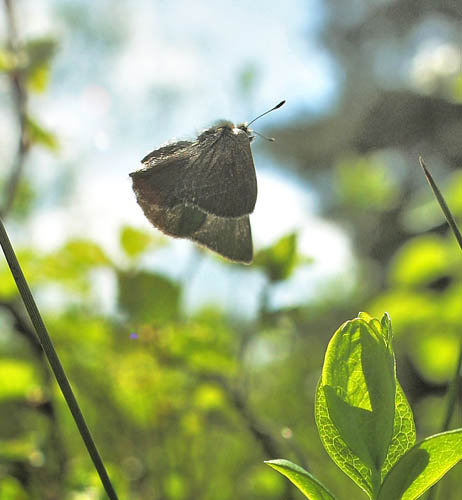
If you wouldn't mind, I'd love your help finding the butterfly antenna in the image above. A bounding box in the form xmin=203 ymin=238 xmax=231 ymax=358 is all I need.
xmin=247 ymin=100 xmax=286 ymax=127
xmin=253 ymin=130 xmax=275 ymax=142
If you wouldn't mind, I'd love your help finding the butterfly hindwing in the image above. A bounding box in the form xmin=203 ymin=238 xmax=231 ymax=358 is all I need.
xmin=191 ymin=211 xmax=253 ymax=263
xmin=134 ymin=198 xmax=252 ymax=263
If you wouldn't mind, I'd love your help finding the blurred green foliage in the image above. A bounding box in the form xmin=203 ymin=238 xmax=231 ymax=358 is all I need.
xmin=1 ymin=1 xmax=462 ymax=500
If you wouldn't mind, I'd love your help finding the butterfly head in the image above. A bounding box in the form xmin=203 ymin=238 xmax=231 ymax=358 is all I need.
xmin=237 ymin=122 xmax=255 ymax=142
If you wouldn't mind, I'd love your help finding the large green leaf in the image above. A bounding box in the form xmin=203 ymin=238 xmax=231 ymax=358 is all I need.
xmin=322 ymin=319 xmax=396 ymax=472
xmin=315 ymin=380 xmax=373 ymax=497
xmin=377 ymin=430 xmax=462 ymax=500
xmin=265 ymin=459 xmax=337 ymax=500
xmin=380 ymin=383 xmax=416 ymax=480
xmin=315 ymin=314 xmax=414 ymax=497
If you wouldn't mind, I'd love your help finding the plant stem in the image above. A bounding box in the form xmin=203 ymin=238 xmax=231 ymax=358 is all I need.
xmin=0 ymin=217 xmax=119 ymax=500
xmin=419 ymin=158 xmax=462 ymax=500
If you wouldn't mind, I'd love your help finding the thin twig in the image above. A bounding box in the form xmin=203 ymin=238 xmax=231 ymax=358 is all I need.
xmin=419 ymin=157 xmax=462 ymax=252
xmin=0 ymin=217 xmax=119 ymax=500
xmin=0 ymin=0 xmax=31 ymax=218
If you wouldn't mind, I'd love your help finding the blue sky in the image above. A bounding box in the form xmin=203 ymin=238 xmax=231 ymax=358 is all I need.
xmin=2 ymin=0 xmax=353 ymax=315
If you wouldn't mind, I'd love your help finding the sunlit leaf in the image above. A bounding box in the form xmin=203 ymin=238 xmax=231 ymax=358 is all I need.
xmin=315 ymin=315 xmax=416 ymax=497
xmin=254 ymin=232 xmax=302 ymax=281
xmin=120 ymin=225 xmax=153 ymax=258
xmin=322 ymin=319 xmax=395 ymax=472
xmin=0 ymin=360 xmax=37 ymax=400
xmin=390 ymin=235 xmax=452 ymax=287
xmin=22 ymin=37 xmax=57 ymax=93
xmin=377 ymin=430 xmax=462 ymax=500
xmin=409 ymin=330 xmax=460 ymax=384
xmin=25 ymin=115 xmax=59 ymax=151
xmin=27 ymin=64 xmax=51 ymax=93
xmin=265 ymin=459 xmax=336 ymax=500
xmin=0 ymin=476 xmax=28 ymax=500
xmin=380 ymin=383 xmax=416 ymax=479
xmin=194 ymin=384 xmax=225 ymax=411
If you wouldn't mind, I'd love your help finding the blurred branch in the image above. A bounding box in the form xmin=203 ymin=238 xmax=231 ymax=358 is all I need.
xmin=0 ymin=0 xmax=31 ymax=218
xmin=0 ymin=299 xmax=43 ymax=355
xmin=157 ymin=347 xmax=309 ymax=470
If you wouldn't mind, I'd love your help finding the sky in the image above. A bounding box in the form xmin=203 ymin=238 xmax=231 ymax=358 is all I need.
xmin=1 ymin=0 xmax=353 ymax=315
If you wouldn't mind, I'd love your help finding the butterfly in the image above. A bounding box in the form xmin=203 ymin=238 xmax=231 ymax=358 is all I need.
xmin=130 ymin=100 xmax=285 ymax=264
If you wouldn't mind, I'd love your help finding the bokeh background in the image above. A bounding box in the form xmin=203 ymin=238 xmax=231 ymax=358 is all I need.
xmin=0 ymin=1 xmax=461 ymax=499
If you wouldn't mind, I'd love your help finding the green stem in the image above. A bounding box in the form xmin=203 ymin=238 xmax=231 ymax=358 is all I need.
xmin=419 ymin=158 xmax=462 ymax=500
xmin=0 ymin=217 xmax=119 ymax=500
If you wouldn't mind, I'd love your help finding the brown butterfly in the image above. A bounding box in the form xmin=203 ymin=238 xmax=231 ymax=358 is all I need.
xmin=130 ymin=100 xmax=285 ymax=264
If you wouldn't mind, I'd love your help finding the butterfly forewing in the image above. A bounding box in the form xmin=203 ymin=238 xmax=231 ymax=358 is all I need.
xmin=130 ymin=141 xmax=194 ymax=209
xmin=177 ymin=125 xmax=257 ymax=217
xmin=131 ymin=125 xmax=257 ymax=218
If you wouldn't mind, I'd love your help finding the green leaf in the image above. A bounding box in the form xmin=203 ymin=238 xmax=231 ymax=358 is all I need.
xmin=377 ymin=430 xmax=462 ymax=500
xmin=0 ymin=360 xmax=37 ymax=400
xmin=316 ymin=315 xmax=405 ymax=497
xmin=118 ymin=271 xmax=180 ymax=323
xmin=265 ymin=459 xmax=337 ymax=500
xmin=39 ymin=239 xmax=111 ymax=294
xmin=25 ymin=115 xmax=59 ymax=151
xmin=390 ymin=235 xmax=451 ymax=287
xmin=380 ymin=382 xmax=416 ymax=479
xmin=315 ymin=380 xmax=374 ymax=497
xmin=323 ymin=319 xmax=396 ymax=470
xmin=27 ymin=64 xmax=51 ymax=93
xmin=120 ymin=226 xmax=153 ymax=258
xmin=316 ymin=379 xmax=416 ymax=497
xmin=22 ymin=37 xmax=57 ymax=93
xmin=254 ymin=232 xmax=303 ymax=282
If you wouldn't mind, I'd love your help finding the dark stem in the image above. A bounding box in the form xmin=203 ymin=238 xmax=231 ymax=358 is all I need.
xmin=0 ymin=217 xmax=119 ymax=500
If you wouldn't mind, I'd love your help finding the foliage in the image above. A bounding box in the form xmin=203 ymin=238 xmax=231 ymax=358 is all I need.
xmin=268 ymin=314 xmax=462 ymax=500
xmin=1 ymin=1 xmax=462 ymax=499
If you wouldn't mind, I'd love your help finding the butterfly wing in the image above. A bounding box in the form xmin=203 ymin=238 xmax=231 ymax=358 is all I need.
xmin=129 ymin=127 xmax=255 ymax=262
xmin=133 ymin=197 xmax=252 ymax=263
xmin=191 ymin=211 xmax=253 ymax=263
xmin=130 ymin=140 xmax=196 ymax=209
xmin=178 ymin=125 xmax=257 ymax=217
